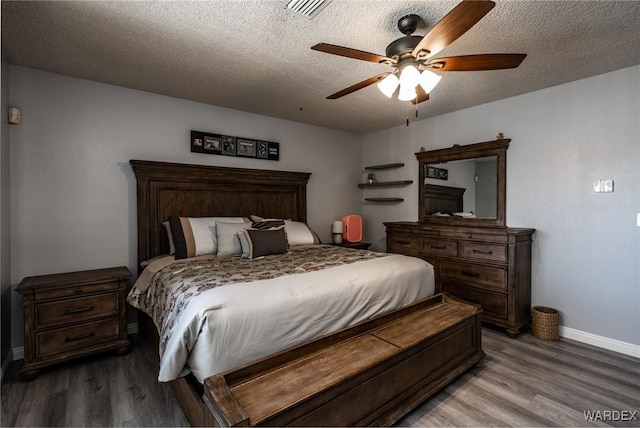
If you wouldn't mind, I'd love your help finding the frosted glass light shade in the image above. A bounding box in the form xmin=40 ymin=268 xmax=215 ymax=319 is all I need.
xmin=419 ymin=70 xmax=441 ymax=94
xmin=399 ymin=65 xmax=420 ymax=88
xmin=398 ymin=84 xmax=417 ymax=101
xmin=332 ymin=220 xmax=343 ymax=233
xmin=377 ymin=74 xmax=400 ymax=98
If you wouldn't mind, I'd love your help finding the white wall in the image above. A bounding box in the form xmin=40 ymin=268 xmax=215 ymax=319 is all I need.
xmin=8 ymin=66 xmax=363 ymax=349
xmin=363 ymin=66 xmax=640 ymax=349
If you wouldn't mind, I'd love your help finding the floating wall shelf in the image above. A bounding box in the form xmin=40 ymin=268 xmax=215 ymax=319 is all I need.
xmin=360 ymin=162 xmax=410 ymax=203
xmin=364 ymin=198 xmax=404 ymax=203
xmin=357 ymin=180 xmax=413 ymax=188
xmin=364 ymin=163 xmax=405 ymax=171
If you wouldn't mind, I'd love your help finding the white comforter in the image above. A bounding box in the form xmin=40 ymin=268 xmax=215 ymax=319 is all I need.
xmin=128 ymin=245 xmax=434 ymax=383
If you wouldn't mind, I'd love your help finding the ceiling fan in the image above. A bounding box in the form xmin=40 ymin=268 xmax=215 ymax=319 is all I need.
xmin=311 ymin=0 xmax=526 ymax=104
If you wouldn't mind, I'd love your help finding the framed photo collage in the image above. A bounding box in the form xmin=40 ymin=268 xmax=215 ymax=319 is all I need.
xmin=191 ymin=130 xmax=280 ymax=161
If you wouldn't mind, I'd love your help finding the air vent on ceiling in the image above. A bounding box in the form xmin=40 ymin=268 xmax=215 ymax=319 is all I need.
xmin=278 ymin=0 xmax=331 ymax=19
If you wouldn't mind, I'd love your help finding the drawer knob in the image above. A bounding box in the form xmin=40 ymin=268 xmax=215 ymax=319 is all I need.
xmin=467 ymin=234 xmax=472 ymax=238
xmin=65 ymin=331 xmax=95 ymax=342
xmin=461 ymin=270 xmax=480 ymax=278
xmin=75 ymin=288 xmax=83 ymax=294
xmin=473 ymin=249 xmax=493 ymax=255
xmin=64 ymin=305 xmax=95 ymax=315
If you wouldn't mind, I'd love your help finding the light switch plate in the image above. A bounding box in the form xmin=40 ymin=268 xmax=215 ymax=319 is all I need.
xmin=593 ymin=179 xmax=614 ymax=193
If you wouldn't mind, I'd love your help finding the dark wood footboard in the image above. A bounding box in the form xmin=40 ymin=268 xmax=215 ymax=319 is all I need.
xmin=202 ymin=293 xmax=484 ymax=427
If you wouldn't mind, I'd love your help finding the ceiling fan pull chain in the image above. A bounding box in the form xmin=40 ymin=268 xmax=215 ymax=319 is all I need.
xmin=406 ymin=102 xmax=409 ymax=126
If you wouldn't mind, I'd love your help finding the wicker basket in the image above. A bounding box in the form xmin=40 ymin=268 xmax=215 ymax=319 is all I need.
xmin=531 ymin=306 xmax=559 ymax=340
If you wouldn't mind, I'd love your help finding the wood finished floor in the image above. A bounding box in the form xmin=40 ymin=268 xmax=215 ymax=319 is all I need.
xmin=1 ymin=327 xmax=639 ymax=427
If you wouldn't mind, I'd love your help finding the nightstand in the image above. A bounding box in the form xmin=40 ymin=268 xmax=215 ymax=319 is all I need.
xmin=333 ymin=241 xmax=372 ymax=250
xmin=16 ymin=266 xmax=132 ymax=380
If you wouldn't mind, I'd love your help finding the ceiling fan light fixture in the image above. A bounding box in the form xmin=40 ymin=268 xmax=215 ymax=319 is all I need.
xmin=418 ymin=70 xmax=441 ymax=94
xmin=377 ymin=74 xmax=400 ymax=98
xmin=398 ymin=84 xmax=417 ymax=102
xmin=399 ymin=64 xmax=421 ymax=88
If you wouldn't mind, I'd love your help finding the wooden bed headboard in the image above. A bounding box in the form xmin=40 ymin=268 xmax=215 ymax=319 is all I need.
xmin=423 ymin=184 xmax=465 ymax=215
xmin=130 ymin=160 xmax=311 ymax=265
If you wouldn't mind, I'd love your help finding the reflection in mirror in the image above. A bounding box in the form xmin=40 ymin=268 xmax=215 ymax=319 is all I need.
xmin=424 ymin=156 xmax=497 ymax=218
xmin=416 ymin=138 xmax=508 ymax=227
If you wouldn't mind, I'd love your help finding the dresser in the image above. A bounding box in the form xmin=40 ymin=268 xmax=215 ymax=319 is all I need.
xmin=16 ymin=266 xmax=132 ymax=380
xmin=384 ymin=138 xmax=536 ymax=337
xmin=385 ymin=222 xmax=534 ymax=337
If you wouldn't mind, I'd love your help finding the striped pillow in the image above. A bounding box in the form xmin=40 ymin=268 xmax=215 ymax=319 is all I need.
xmin=168 ymin=216 xmax=248 ymax=259
xmin=216 ymin=222 xmax=251 ymax=257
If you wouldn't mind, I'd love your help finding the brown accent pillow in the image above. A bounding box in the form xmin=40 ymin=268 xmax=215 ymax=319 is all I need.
xmin=241 ymin=227 xmax=288 ymax=259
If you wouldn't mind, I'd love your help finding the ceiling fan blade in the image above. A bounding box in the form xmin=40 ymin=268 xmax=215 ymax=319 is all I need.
xmin=327 ymin=73 xmax=391 ymax=99
xmin=412 ymin=0 xmax=495 ymax=59
xmin=427 ymin=54 xmax=527 ymax=71
xmin=411 ymin=86 xmax=429 ymax=105
xmin=312 ymin=43 xmax=394 ymax=65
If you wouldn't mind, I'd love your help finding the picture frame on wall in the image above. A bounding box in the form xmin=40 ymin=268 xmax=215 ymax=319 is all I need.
xmin=190 ymin=130 xmax=279 ymax=161
xmin=221 ymin=136 xmax=237 ymax=156
xmin=237 ymin=139 xmax=257 ymax=157
xmin=204 ymin=135 xmax=221 ymax=151
xmin=257 ymin=141 xmax=269 ymax=159
xmin=425 ymin=165 xmax=448 ymax=180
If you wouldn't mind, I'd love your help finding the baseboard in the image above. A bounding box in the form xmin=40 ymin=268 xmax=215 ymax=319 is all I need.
xmin=12 ymin=346 xmax=23 ymax=361
xmin=560 ymin=326 xmax=640 ymax=358
xmin=0 ymin=349 xmax=13 ymax=383
xmin=127 ymin=321 xmax=139 ymax=335
xmin=10 ymin=322 xmax=140 ymax=363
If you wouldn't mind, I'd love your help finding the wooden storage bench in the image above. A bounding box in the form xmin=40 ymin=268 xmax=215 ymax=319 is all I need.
xmin=203 ymin=293 xmax=485 ymax=427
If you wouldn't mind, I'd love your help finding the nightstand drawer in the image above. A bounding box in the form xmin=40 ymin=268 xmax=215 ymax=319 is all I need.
xmin=440 ymin=259 xmax=507 ymax=292
xmin=35 ymin=293 xmax=119 ymax=329
xmin=442 ymin=283 xmax=507 ymax=320
xmin=388 ymin=234 xmax=419 ymax=253
xmin=35 ymin=280 xmax=119 ymax=301
xmin=460 ymin=242 xmax=507 ymax=263
xmin=36 ymin=318 xmax=120 ymax=358
xmin=421 ymin=237 xmax=457 ymax=257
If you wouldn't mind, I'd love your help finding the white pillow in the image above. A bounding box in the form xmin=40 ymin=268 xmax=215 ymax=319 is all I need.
xmin=250 ymin=216 xmax=321 ymax=246
xmin=284 ymin=220 xmax=320 ymax=246
xmin=216 ymin=222 xmax=251 ymax=257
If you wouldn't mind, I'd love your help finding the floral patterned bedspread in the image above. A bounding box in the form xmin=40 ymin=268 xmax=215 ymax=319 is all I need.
xmin=128 ymin=245 xmax=390 ymax=362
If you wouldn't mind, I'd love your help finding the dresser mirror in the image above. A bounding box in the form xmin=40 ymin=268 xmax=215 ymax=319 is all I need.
xmin=416 ymin=139 xmax=509 ymax=227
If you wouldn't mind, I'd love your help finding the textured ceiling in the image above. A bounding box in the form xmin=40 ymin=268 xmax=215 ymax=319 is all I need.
xmin=2 ymin=0 xmax=640 ymax=135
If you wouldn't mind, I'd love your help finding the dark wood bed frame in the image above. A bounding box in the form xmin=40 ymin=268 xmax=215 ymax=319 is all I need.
xmin=423 ymin=184 xmax=465 ymax=215
xmin=130 ymin=159 xmax=484 ymax=427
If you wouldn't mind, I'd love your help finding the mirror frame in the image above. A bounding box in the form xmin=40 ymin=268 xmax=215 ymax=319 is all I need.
xmin=416 ymin=138 xmax=509 ymax=227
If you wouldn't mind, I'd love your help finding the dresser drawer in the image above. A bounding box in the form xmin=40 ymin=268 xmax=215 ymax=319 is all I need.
xmin=440 ymin=260 xmax=507 ymax=292
xmin=388 ymin=234 xmax=419 ymax=254
xmin=36 ymin=318 xmax=120 ymax=358
xmin=439 ymin=231 xmax=505 ymax=243
xmin=35 ymin=293 xmax=119 ymax=329
xmin=35 ymin=280 xmax=119 ymax=301
xmin=420 ymin=237 xmax=458 ymax=257
xmin=442 ymin=283 xmax=508 ymax=320
xmin=460 ymin=241 xmax=507 ymax=263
